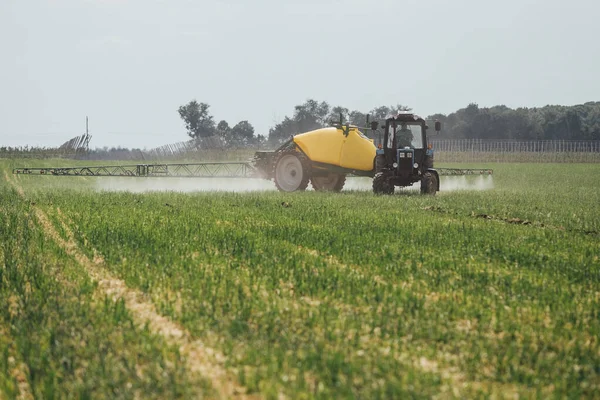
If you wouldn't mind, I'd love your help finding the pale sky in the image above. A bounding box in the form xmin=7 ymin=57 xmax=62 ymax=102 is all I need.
xmin=1 ymin=0 xmax=598 ymax=149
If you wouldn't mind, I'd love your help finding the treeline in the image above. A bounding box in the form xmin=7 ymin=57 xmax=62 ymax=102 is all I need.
xmin=429 ymin=102 xmax=600 ymax=141
xmin=179 ymin=99 xmax=600 ymax=146
xmin=267 ymin=100 xmax=600 ymax=143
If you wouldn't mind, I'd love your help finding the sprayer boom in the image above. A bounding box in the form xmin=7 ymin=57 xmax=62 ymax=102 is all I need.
xmin=436 ymin=168 xmax=493 ymax=176
xmin=12 ymin=163 xmax=493 ymax=180
xmin=12 ymin=162 xmax=259 ymax=178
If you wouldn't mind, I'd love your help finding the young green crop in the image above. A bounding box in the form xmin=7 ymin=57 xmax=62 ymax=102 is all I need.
xmin=2 ymin=161 xmax=599 ymax=399
xmin=0 ymin=181 xmax=204 ymax=398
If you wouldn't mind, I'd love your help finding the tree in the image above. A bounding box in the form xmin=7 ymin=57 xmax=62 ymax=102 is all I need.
xmin=255 ymin=134 xmax=267 ymax=147
xmin=267 ymin=99 xmax=331 ymax=144
xmin=294 ymin=99 xmax=330 ymax=132
xmin=369 ymin=106 xmax=393 ymax=121
xmin=327 ymin=106 xmax=350 ymax=125
xmin=349 ymin=110 xmax=368 ymax=126
xmin=267 ymin=100 xmax=415 ymax=144
xmin=177 ymin=100 xmax=215 ymax=139
xmin=268 ymin=116 xmax=298 ymax=145
xmin=215 ymin=120 xmax=231 ymax=142
xmin=230 ymin=120 xmax=255 ymax=146
xmin=368 ymin=104 xmax=412 ymax=124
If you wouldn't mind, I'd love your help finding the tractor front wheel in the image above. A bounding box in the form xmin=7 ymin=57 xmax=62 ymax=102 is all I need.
xmin=373 ymin=172 xmax=394 ymax=195
xmin=273 ymin=150 xmax=310 ymax=192
xmin=420 ymin=172 xmax=438 ymax=195
xmin=311 ymin=173 xmax=346 ymax=192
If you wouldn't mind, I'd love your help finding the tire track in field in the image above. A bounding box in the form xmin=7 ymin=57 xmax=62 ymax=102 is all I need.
xmin=2 ymin=172 xmax=33 ymax=400
xmin=4 ymin=171 xmax=25 ymax=197
xmin=6 ymin=173 xmax=259 ymax=400
xmin=422 ymin=205 xmax=599 ymax=237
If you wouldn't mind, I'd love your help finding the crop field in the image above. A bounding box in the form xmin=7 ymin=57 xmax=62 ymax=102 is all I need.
xmin=1 ymin=160 xmax=599 ymax=399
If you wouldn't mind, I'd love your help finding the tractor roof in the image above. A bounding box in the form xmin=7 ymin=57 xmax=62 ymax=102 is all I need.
xmin=386 ymin=112 xmax=425 ymax=123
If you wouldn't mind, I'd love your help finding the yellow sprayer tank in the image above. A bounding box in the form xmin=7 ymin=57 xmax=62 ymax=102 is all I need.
xmin=293 ymin=127 xmax=376 ymax=171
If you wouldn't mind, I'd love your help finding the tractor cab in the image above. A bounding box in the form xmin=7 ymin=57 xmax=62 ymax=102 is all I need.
xmin=373 ymin=112 xmax=440 ymax=195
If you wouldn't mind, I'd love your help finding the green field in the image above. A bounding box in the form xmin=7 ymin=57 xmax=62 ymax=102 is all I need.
xmin=1 ymin=160 xmax=599 ymax=399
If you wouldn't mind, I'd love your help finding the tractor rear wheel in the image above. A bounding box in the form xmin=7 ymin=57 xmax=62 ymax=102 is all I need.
xmin=373 ymin=172 xmax=394 ymax=195
xmin=420 ymin=172 xmax=438 ymax=195
xmin=311 ymin=173 xmax=346 ymax=192
xmin=273 ymin=150 xmax=310 ymax=192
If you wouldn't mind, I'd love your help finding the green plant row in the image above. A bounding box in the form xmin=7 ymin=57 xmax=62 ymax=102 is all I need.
xmin=0 ymin=186 xmax=204 ymax=399
xmin=2 ymin=161 xmax=599 ymax=399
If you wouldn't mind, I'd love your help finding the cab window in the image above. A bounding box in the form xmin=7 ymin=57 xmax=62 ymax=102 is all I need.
xmin=387 ymin=123 xmax=424 ymax=149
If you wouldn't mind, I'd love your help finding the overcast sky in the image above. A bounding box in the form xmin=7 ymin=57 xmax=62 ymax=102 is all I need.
xmin=1 ymin=0 xmax=598 ymax=149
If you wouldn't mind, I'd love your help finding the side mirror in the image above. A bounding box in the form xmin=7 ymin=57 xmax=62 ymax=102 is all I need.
xmin=435 ymin=120 xmax=442 ymax=132
xmin=370 ymin=121 xmax=379 ymax=131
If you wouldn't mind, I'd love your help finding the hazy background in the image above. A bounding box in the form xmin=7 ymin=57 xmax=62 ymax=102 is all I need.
xmin=1 ymin=0 xmax=598 ymax=149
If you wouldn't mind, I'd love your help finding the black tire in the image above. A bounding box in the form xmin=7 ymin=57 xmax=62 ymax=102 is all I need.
xmin=375 ymin=154 xmax=386 ymax=173
xmin=273 ymin=149 xmax=310 ymax=192
xmin=420 ymin=171 xmax=438 ymax=195
xmin=311 ymin=174 xmax=346 ymax=192
xmin=373 ymin=172 xmax=394 ymax=195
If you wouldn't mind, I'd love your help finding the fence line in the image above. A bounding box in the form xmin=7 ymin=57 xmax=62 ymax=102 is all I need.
xmin=0 ymin=133 xmax=92 ymax=159
xmin=430 ymin=139 xmax=600 ymax=153
xmin=430 ymin=139 xmax=600 ymax=163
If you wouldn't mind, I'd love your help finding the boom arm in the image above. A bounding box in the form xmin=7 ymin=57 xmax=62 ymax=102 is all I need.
xmin=13 ymin=162 xmax=258 ymax=178
xmin=12 ymin=162 xmax=492 ymax=179
xmin=436 ymin=168 xmax=493 ymax=176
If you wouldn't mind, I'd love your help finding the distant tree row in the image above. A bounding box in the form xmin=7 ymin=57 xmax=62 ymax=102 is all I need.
xmin=268 ymin=100 xmax=600 ymax=143
xmin=177 ymin=100 xmax=265 ymax=146
xmin=178 ymin=99 xmax=600 ymax=146
xmin=429 ymin=102 xmax=600 ymax=141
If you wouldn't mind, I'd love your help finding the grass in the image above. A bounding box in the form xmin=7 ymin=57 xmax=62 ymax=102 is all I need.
xmin=1 ymin=159 xmax=599 ymax=399
xmin=0 ymin=185 xmax=202 ymax=399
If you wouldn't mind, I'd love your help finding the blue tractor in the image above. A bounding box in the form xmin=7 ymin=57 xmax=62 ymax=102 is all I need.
xmin=372 ymin=112 xmax=441 ymax=195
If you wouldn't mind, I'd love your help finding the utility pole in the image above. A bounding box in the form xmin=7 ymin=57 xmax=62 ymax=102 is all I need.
xmin=83 ymin=116 xmax=91 ymax=152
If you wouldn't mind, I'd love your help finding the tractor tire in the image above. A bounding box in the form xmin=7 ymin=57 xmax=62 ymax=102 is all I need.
xmin=373 ymin=172 xmax=394 ymax=195
xmin=375 ymin=154 xmax=386 ymax=173
xmin=420 ymin=171 xmax=438 ymax=195
xmin=311 ymin=173 xmax=346 ymax=192
xmin=273 ymin=150 xmax=310 ymax=192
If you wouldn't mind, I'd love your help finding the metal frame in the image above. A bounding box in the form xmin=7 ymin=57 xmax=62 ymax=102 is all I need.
xmin=13 ymin=162 xmax=258 ymax=178
xmin=436 ymin=168 xmax=494 ymax=176
xmin=13 ymin=163 xmax=492 ymax=179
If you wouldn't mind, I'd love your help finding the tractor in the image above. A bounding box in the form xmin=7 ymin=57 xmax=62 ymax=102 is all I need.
xmin=254 ymin=112 xmax=442 ymax=194
xmin=372 ymin=112 xmax=441 ymax=195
